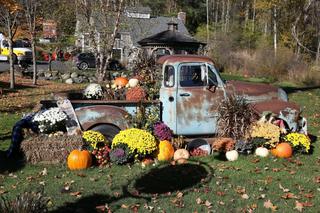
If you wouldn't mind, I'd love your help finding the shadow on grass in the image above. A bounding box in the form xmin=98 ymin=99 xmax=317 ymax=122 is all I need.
xmin=134 ymin=163 xmax=209 ymax=194
xmin=51 ymin=162 xmax=213 ymax=212
xmin=0 ymin=151 xmax=25 ymax=174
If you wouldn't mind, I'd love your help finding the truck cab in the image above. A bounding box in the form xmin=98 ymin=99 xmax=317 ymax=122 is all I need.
xmin=158 ymin=55 xmax=303 ymax=136
xmin=159 ymin=55 xmax=224 ymax=135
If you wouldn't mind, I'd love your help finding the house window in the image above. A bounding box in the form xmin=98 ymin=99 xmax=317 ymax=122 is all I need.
xmin=152 ymin=48 xmax=171 ymax=60
xmin=179 ymin=65 xmax=205 ymax=87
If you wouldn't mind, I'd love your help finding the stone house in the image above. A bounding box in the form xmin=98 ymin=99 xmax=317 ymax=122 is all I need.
xmin=75 ymin=6 xmax=204 ymax=64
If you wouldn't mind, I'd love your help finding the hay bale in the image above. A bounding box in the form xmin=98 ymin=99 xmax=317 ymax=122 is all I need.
xmin=21 ymin=134 xmax=84 ymax=164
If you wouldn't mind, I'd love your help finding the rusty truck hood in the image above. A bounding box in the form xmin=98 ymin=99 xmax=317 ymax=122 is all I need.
xmin=227 ymin=80 xmax=278 ymax=96
xmin=225 ymin=80 xmax=300 ymax=115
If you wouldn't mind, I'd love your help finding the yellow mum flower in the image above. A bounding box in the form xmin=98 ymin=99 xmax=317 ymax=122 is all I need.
xmin=82 ymin=130 xmax=106 ymax=149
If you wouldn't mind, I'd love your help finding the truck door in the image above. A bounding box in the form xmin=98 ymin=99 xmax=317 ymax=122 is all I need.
xmin=176 ymin=63 xmax=224 ymax=135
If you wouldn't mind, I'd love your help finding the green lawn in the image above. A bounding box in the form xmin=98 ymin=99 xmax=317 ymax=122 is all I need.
xmin=0 ymin=80 xmax=319 ymax=212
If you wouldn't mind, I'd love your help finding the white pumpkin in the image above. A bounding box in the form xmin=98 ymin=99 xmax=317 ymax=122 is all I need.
xmin=226 ymin=150 xmax=239 ymax=161
xmin=128 ymin=78 xmax=139 ymax=88
xmin=255 ymin=147 xmax=269 ymax=157
xmin=173 ymin=149 xmax=190 ymax=161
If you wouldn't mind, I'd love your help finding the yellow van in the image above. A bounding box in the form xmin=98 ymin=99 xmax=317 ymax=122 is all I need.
xmin=0 ymin=39 xmax=33 ymax=63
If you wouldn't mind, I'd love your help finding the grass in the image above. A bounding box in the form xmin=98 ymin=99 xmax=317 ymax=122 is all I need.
xmin=0 ymin=74 xmax=320 ymax=212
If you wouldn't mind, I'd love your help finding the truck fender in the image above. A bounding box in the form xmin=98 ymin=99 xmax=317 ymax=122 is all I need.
xmin=74 ymin=105 xmax=130 ymax=131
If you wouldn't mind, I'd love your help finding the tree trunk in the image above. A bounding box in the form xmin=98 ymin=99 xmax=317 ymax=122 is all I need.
xmin=6 ymin=14 xmax=15 ymax=89
xmin=32 ymin=36 xmax=37 ymax=85
xmin=316 ymin=35 xmax=320 ymax=65
xmin=215 ymin=0 xmax=219 ymax=24
xmin=273 ymin=6 xmax=278 ymax=58
xmin=225 ymin=0 xmax=230 ymax=33
xmin=244 ymin=1 xmax=249 ymax=28
xmin=252 ymin=0 xmax=256 ymax=32
xmin=221 ymin=0 xmax=225 ymax=27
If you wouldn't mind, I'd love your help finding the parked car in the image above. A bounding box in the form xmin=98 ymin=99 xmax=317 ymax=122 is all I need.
xmin=74 ymin=52 xmax=123 ymax=70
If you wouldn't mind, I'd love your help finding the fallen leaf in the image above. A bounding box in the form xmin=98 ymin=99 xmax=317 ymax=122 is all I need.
xmin=0 ymin=190 xmax=7 ymax=195
xmin=241 ymin=194 xmax=249 ymax=199
xmin=39 ymin=181 xmax=45 ymax=186
xmin=176 ymin=192 xmax=183 ymax=198
xmin=303 ymin=193 xmax=314 ymax=199
xmin=272 ymin=168 xmax=281 ymax=172
xmin=196 ymin=197 xmax=202 ymax=205
xmin=121 ymin=204 xmax=129 ymax=209
xmin=39 ymin=168 xmax=47 ymax=176
xmin=205 ymin=200 xmax=212 ymax=208
xmin=295 ymin=201 xmax=304 ymax=212
xmin=264 ymin=200 xmax=277 ymax=211
xmin=281 ymin=193 xmax=298 ymax=199
xmin=76 ymin=173 xmax=86 ymax=178
xmin=235 ymin=186 xmax=246 ymax=194
xmin=301 ymin=201 xmax=313 ymax=207
xmin=217 ymin=201 xmax=225 ymax=205
xmin=279 ymin=184 xmax=290 ymax=192
xmin=216 ymin=191 xmax=225 ymax=196
xmin=314 ymin=176 xmax=320 ymax=183
xmin=251 ymin=158 xmax=260 ymax=163
xmin=70 ymin=191 xmax=81 ymax=196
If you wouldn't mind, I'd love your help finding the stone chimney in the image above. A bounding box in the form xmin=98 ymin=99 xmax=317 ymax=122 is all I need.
xmin=177 ymin=11 xmax=186 ymax=25
xmin=167 ymin=21 xmax=178 ymax=32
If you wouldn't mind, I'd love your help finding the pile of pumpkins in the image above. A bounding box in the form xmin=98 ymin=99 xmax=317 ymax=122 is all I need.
xmin=112 ymin=77 xmax=139 ymax=89
xmin=226 ymin=142 xmax=293 ymax=162
xmin=67 ymin=140 xmax=191 ymax=170
xmin=66 ymin=141 xmax=294 ymax=170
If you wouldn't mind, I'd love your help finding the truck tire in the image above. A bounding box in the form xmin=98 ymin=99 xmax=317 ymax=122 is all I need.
xmin=90 ymin=124 xmax=120 ymax=142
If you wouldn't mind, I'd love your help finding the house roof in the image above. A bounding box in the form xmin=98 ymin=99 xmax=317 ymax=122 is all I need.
xmin=137 ymin=28 xmax=205 ymax=47
xmin=120 ymin=16 xmax=190 ymax=46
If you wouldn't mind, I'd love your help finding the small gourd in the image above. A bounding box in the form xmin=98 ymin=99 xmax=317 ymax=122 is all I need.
xmin=173 ymin=149 xmax=190 ymax=161
xmin=255 ymin=147 xmax=269 ymax=157
xmin=225 ymin=150 xmax=239 ymax=161
xmin=67 ymin=150 xmax=92 ymax=170
xmin=157 ymin=140 xmax=174 ymax=161
xmin=128 ymin=78 xmax=139 ymax=88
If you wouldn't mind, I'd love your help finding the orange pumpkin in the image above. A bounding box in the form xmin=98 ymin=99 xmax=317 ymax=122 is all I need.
xmin=157 ymin=140 xmax=174 ymax=161
xmin=67 ymin=150 xmax=92 ymax=170
xmin=114 ymin=77 xmax=128 ymax=87
xmin=272 ymin=143 xmax=293 ymax=158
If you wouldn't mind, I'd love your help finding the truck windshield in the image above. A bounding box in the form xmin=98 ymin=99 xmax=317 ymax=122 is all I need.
xmin=2 ymin=40 xmax=31 ymax=48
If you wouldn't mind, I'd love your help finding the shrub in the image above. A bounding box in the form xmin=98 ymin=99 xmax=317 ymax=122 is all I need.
xmin=0 ymin=189 xmax=49 ymax=213
xmin=112 ymin=128 xmax=157 ymax=157
xmin=32 ymin=108 xmax=67 ymax=134
xmin=217 ymin=95 xmax=257 ymax=140
xmin=82 ymin=130 xmax=107 ymax=149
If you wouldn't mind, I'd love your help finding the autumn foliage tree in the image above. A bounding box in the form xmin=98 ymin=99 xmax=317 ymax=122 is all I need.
xmin=0 ymin=0 xmax=22 ymax=89
xmin=76 ymin=0 xmax=126 ymax=82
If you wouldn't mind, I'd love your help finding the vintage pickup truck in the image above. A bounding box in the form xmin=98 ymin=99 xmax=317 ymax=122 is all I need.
xmin=41 ymin=55 xmax=306 ymax=141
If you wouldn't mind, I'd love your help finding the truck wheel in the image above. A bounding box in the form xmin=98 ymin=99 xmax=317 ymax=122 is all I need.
xmin=90 ymin=124 xmax=120 ymax=142
xmin=78 ymin=62 xmax=89 ymax=70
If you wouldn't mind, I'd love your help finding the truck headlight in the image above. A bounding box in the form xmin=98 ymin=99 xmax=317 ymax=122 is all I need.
xmin=278 ymin=88 xmax=288 ymax=101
